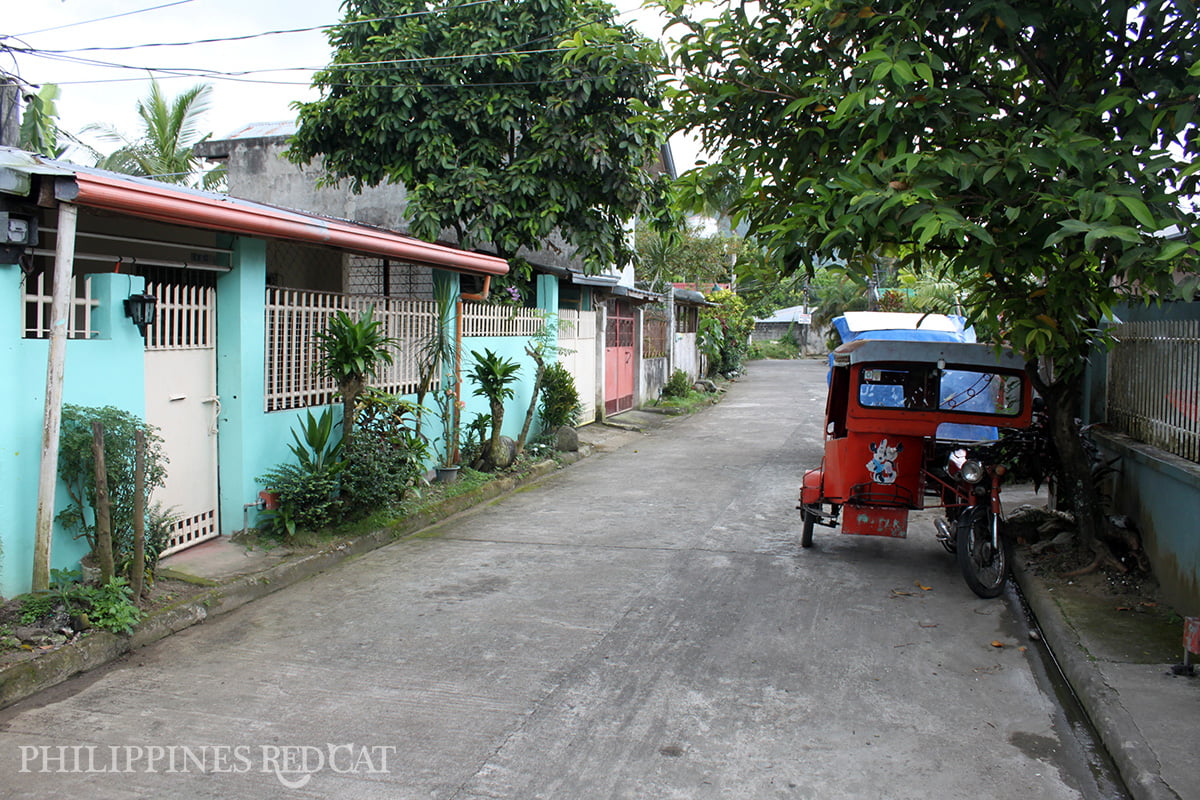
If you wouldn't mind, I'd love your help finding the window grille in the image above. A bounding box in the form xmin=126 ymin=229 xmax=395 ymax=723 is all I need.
xmin=21 ymin=271 xmax=98 ymax=339
xmin=643 ymin=306 xmax=669 ymax=359
xmin=264 ymin=287 xmax=438 ymax=412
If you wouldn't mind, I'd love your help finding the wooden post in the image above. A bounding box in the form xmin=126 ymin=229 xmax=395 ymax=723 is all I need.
xmin=32 ymin=202 xmax=78 ymax=592
xmin=132 ymin=429 xmax=146 ymax=602
xmin=91 ymin=421 xmax=114 ymax=584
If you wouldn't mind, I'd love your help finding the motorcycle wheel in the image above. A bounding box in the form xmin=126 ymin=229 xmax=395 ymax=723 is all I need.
xmin=800 ymin=506 xmax=815 ymax=548
xmin=955 ymin=506 xmax=1012 ymax=598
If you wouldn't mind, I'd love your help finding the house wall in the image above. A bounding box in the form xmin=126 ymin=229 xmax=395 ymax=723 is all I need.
xmin=0 ymin=266 xmax=148 ymax=598
xmin=672 ymin=331 xmax=702 ymax=382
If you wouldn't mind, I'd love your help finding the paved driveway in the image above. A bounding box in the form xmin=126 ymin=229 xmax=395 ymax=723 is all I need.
xmin=0 ymin=360 xmax=1088 ymax=799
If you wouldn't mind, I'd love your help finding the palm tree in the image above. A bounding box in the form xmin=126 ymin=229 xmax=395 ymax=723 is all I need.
xmin=87 ymin=79 xmax=224 ymax=189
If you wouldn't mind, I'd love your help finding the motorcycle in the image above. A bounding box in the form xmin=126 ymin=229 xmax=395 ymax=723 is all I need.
xmin=797 ymin=339 xmax=1034 ymax=598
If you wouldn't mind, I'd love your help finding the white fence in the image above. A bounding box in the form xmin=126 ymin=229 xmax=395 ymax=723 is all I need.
xmin=557 ymin=309 xmax=597 ymax=424
xmin=1107 ymin=319 xmax=1200 ymax=463
xmin=461 ymin=302 xmax=545 ymax=337
xmin=21 ymin=271 xmax=98 ymax=339
xmin=264 ymin=287 xmax=438 ymax=412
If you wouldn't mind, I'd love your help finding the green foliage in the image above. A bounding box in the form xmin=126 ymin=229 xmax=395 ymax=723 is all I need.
xmin=257 ymin=463 xmax=341 ymax=539
xmin=661 ymin=0 xmax=1200 ymax=548
xmin=86 ymin=78 xmax=224 ymax=189
xmin=748 ymin=338 xmax=799 ymax=360
xmin=18 ymin=84 xmax=66 ymax=158
xmin=288 ymin=0 xmax=673 ymax=271
xmin=56 ymin=405 xmax=167 ymax=573
xmin=459 ymin=412 xmax=492 ymax=468
xmin=539 ymin=362 xmax=582 ymax=429
xmin=415 ymin=279 xmax=458 ymax=442
xmin=257 ymin=408 xmax=350 ymax=537
xmin=20 ymin=572 xmax=143 ymax=634
xmin=468 ymin=349 xmax=522 ymax=405
xmin=661 ymin=368 xmax=693 ymax=399
xmin=635 ymin=222 xmax=739 ymax=291
xmin=662 ymin=0 xmax=1199 ymax=378
xmin=289 ymin=408 xmax=345 ymax=474
xmin=340 ymin=390 xmax=429 ymax=513
xmin=315 ymin=306 xmax=398 ymax=438
xmin=468 ymin=348 xmax=522 ymax=469
xmin=699 ymin=289 xmax=754 ymax=375
xmin=19 ymin=593 xmax=57 ymax=625
xmin=78 ymin=578 xmax=143 ymax=635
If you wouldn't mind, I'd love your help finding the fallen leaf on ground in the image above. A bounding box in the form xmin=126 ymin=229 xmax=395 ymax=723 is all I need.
xmin=915 ymin=581 xmax=932 ymax=591
xmin=990 ymin=640 xmax=1005 ymax=648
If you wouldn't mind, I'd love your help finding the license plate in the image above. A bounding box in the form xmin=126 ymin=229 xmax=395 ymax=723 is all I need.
xmin=842 ymin=505 xmax=908 ymax=538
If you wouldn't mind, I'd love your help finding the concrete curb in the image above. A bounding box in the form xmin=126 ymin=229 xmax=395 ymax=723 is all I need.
xmin=0 ymin=452 xmax=588 ymax=711
xmin=1012 ymin=557 xmax=1181 ymax=800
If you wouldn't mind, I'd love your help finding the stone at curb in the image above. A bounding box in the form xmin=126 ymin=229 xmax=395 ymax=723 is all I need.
xmin=555 ymin=425 xmax=579 ymax=452
xmin=0 ymin=452 xmax=583 ymax=711
xmin=1012 ymin=557 xmax=1181 ymax=800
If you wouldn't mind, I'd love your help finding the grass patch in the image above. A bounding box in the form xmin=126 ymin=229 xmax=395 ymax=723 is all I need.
xmin=749 ymin=338 xmax=799 ymax=360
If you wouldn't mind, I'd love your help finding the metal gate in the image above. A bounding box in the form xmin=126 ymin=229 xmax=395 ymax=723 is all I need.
xmin=605 ymin=299 xmax=636 ymax=415
xmin=144 ymin=281 xmax=221 ymax=555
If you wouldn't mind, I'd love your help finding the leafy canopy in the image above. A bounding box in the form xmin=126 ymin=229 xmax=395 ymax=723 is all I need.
xmin=289 ymin=0 xmax=674 ymax=271
xmin=661 ymin=0 xmax=1200 ymax=377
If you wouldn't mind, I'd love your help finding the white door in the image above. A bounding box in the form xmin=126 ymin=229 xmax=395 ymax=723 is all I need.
xmin=143 ymin=282 xmax=220 ymax=555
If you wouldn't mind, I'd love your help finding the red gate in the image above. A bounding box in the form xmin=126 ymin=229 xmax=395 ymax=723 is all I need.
xmin=605 ymin=299 xmax=635 ymax=415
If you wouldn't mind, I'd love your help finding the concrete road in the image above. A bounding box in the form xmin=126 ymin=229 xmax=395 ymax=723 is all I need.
xmin=1 ymin=360 xmax=1092 ymax=799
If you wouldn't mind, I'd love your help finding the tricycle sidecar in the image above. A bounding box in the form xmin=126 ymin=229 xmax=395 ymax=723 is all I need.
xmin=798 ymin=339 xmax=1033 ymax=597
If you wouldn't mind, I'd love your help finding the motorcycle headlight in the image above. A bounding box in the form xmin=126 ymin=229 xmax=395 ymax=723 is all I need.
xmin=960 ymin=459 xmax=985 ymax=484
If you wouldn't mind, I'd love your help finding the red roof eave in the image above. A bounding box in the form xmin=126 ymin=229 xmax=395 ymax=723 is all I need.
xmin=63 ymin=172 xmax=508 ymax=277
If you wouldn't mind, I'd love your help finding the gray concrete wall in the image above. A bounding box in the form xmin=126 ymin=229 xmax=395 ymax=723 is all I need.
xmin=1095 ymin=430 xmax=1200 ymax=614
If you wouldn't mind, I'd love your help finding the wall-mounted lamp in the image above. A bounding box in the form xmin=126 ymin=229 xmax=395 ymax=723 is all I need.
xmin=124 ymin=293 xmax=157 ymax=337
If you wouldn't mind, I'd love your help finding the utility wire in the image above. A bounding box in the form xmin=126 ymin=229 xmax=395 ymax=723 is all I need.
xmin=8 ymin=0 xmax=511 ymax=53
xmin=14 ymin=0 xmax=197 ymax=38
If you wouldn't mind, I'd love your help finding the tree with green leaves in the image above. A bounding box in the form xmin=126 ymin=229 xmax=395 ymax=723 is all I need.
xmin=662 ymin=0 xmax=1200 ymax=572
xmin=87 ymin=79 xmax=224 ymax=189
xmin=288 ymin=0 xmax=673 ymax=272
xmin=635 ymin=222 xmax=738 ymax=291
xmin=314 ymin=307 xmax=398 ymax=441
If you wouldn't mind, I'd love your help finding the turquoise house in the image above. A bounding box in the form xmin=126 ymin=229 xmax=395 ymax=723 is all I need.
xmin=0 ymin=148 xmax=510 ymax=599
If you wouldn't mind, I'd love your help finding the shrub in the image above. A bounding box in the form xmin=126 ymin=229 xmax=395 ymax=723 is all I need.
xmin=539 ymin=363 xmax=581 ymax=429
xmin=340 ymin=390 xmax=428 ymax=513
xmin=56 ymin=405 xmax=167 ymax=577
xmin=662 ymin=369 xmax=693 ymax=399
xmin=257 ymin=463 xmax=341 ymax=538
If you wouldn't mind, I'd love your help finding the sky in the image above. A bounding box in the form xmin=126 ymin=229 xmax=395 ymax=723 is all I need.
xmin=2 ymin=0 xmax=705 ymax=171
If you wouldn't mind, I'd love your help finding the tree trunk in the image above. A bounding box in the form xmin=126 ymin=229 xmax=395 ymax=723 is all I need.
xmin=486 ymin=399 xmax=506 ymax=469
xmin=340 ymin=376 xmax=364 ymax=442
xmin=1036 ymin=371 xmax=1120 ymax=572
xmin=516 ymin=346 xmax=547 ymax=454
xmin=91 ymin=421 xmax=115 ymax=584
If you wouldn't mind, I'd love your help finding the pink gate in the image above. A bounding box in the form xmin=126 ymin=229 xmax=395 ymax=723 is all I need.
xmin=605 ymin=299 xmax=635 ymax=415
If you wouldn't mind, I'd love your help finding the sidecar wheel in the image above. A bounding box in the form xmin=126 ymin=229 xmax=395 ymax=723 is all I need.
xmin=800 ymin=507 xmax=815 ymax=548
xmin=956 ymin=507 xmax=1011 ymax=598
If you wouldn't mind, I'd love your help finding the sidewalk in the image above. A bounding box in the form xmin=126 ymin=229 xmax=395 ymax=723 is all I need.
xmin=1005 ymin=486 xmax=1198 ymax=800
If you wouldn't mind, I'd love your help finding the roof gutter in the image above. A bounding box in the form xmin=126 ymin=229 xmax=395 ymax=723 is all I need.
xmin=58 ymin=172 xmax=508 ymax=277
